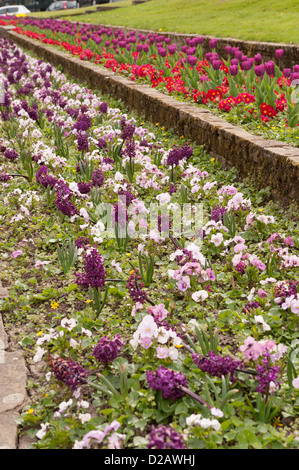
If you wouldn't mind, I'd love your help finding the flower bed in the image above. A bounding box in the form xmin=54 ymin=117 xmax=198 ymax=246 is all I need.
xmin=3 ymin=16 xmax=299 ymax=148
xmin=1 ymin=37 xmax=299 ymax=450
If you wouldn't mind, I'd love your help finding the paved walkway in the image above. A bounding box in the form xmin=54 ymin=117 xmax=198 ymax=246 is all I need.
xmin=0 ymin=279 xmax=27 ymax=449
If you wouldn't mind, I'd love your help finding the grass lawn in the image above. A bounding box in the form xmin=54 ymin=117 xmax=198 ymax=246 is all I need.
xmin=30 ymin=0 xmax=299 ymax=44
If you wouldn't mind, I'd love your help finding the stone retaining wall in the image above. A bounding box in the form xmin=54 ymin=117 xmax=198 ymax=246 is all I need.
xmin=1 ymin=26 xmax=299 ymax=206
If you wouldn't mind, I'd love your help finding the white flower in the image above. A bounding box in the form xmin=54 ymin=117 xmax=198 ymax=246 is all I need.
xmin=70 ymin=338 xmax=80 ymax=349
xmin=157 ymin=326 xmax=171 ymax=344
xmin=191 ymin=290 xmax=209 ymax=302
xmin=79 ymin=413 xmax=92 ymax=424
xmin=156 ymin=192 xmax=171 ymax=205
xmin=115 ymin=171 xmax=123 ymax=181
xmin=36 ymin=422 xmax=50 ymax=440
xmin=254 ymin=315 xmax=271 ymax=331
xmin=61 ymin=318 xmax=77 ymax=331
xmin=210 ymin=419 xmax=221 ymax=431
xmin=33 ymin=347 xmax=46 ymax=363
xmin=186 ymin=414 xmax=202 ymax=427
xmin=137 ymin=315 xmax=158 ymax=339
xmin=111 ymin=260 xmax=122 ymax=272
xmin=58 ymin=399 xmax=73 ymax=413
xmin=211 ymin=407 xmax=224 ymax=418
xmin=211 ymin=233 xmax=223 ymax=246
xmin=78 ymin=400 xmax=90 ymax=409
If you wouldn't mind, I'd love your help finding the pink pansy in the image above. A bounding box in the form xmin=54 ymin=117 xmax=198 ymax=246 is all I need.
xmin=11 ymin=249 xmax=23 ymax=258
xmin=257 ymin=288 xmax=267 ymax=298
xmin=292 ymin=378 xmax=299 ymax=389
xmin=177 ymin=276 xmax=191 ymax=291
xmin=290 ymin=298 xmax=299 ymax=315
xmin=156 ymin=346 xmax=169 ymax=359
xmin=139 ymin=336 xmax=153 ymax=349
xmin=206 ymin=268 xmax=216 ymax=281
xmin=284 ymin=236 xmax=294 ymax=246
xmin=148 ymin=303 xmax=169 ymax=321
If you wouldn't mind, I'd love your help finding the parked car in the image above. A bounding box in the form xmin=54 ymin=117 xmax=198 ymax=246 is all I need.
xmin=46 ymin=0 xmax=77 ymax=10
xmin=0 ymin=4 xmax=30 ymax=15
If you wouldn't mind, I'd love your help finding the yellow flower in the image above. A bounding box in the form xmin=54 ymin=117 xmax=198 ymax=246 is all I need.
xmin=51 ymin=301 xmax=59 ymax=309
xmin=85 ymin=299 xmax=93 ymax=303
xmin=36 ymin=331 xmax=43 ymax=336
xmin=211 ymin=158 xmax=215 ymax=162
xmin=26 ymin=408 xmax=34 ymax=414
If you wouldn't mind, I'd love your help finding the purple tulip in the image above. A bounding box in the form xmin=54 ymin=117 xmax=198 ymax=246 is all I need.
xmin=254 ymin=53 xmax=262 ymax=65
xmin=255 ymin=64 xmax=265 ymax=77
xmin=187 ymin=55 xmax=198 ymax=66
xmin=229 ymin=64 xmax=239 ymax=76
xmin=209 ymin=39 xmax=217 ymax=49
xmin=212 ymin=60 xmax=222 ymax=71
xmin=275 ymin=49 xmax=284 ymax=59
xmin=242 ymin=60 xmax=252 ymax=71
xmin=283 ymin=68 xmax=291 ymax=78
xmin=264 ymin=60 xmax=275 ymax=76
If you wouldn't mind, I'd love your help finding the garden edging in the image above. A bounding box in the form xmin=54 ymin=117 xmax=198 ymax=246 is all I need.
xmin=1 ymin=25 xmax=299 ymax=206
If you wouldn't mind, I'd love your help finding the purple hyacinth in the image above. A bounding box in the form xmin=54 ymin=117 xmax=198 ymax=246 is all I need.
xmin=48 ymin=355 xmax=88 ymax=391
xmin=147 ymin=426 xmax=186 ymax=450
xmin=74 ymin=113 xmax=92 ymax=132
xmin=75 ymin=247 xmax=106 ymax=290
xmin=93 ymin=334 xmax=124 ymax=365
xmin=92 ymin=168 xmax=104 ymax=188
xmin=97 ymin=138 xmax=108 ymax=150
xmin=166 ymin=144 xmax=193 ymax=167
xmin=36 ymin=165 xmax=57 ymax=189
xmin=192 ymin=351 xmax=243 ymax=382
xmin=0 ymin=171 xmax=12 ymax=182
xmin=99 ymin=101 xmax=108 ymax=113
xmin=126 ymin=270 xmax=147 ymax=304
xmin=120 ymin=118 xmax=135 ymax=141
xmin=211 ymin=205 xmax=226 ymax=223
xmin=75 ymin=236 xmax=90 ymax=249
xmin=78 ymin=181 xmax=91 ymax=194
xmin=4 ymin=148 xmax=18 ymax=161
xmin=77 ymin=131 xmax=89 ymax=152
xmin=256 ymin=353 xmax=281 ymax=395
xmin=146 ymin=366 xmax=188 ymax=400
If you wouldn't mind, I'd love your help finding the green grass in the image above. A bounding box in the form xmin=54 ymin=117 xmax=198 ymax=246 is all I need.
xmin=31 ymin=0 xmax=299 ymax=44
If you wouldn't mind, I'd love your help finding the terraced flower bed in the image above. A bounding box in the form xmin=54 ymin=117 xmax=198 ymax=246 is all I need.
xmin=2 ymin=16 xmax=299 ymax=147
xmin=1 ymin=36 xmax=299 ymax=450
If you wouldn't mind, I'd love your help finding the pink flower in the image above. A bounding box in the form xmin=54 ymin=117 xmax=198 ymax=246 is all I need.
xmin=257 ymin=288 xmax=267 ymax=298
xmin=139 ymin=336 xmax=153 ymax=349
xmin=284 ymin=236 xmax=294 ymax=246
xmin=177 ymin=276 xmax=191 ymax=292
xmin=156 ymin=346 xmax=169 ymax=359
xmin=11 ymin=250 xmax=23 ymax=258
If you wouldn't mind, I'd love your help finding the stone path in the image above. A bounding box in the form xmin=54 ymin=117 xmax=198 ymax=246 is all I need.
xmin=0 ymin=278 xmax=28 ymax=449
